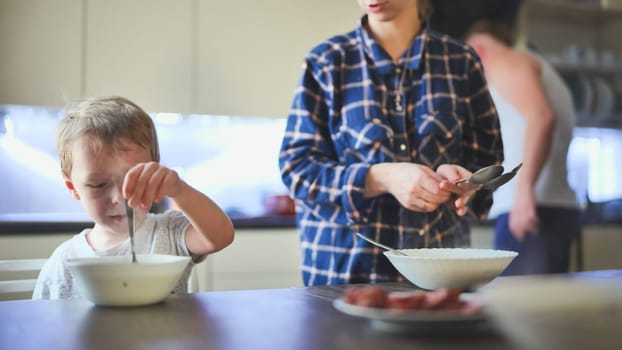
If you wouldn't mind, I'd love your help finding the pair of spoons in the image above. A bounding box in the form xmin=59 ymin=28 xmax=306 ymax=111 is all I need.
xmin=454 ymin=163 xmax=523 ymax=191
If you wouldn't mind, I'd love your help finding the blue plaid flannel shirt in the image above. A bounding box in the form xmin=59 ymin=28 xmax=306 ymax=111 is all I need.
xmin=279 ymin=18 xmax=503 ymax=286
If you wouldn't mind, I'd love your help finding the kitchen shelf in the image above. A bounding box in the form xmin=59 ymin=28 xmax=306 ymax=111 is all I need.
xmin=552 ymin=61 xmax=622 ymax=74
xmin=576 ymin=116 xmax=622 ymax=129
xmin=526 ymin=0 xmax=622 ymax=23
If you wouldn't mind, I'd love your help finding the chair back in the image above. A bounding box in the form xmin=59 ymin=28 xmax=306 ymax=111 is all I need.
xmin=0 ymin=258 xmax=47 ymax=301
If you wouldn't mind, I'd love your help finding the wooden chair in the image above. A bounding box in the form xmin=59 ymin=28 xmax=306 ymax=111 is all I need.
xmin=0 ymin=258 xmax=47 ymax=301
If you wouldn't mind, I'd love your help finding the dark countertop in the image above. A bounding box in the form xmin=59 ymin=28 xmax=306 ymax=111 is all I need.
xmin=2 ymin=211 xmax=620 ymax=234
xmin=0 ymin=213 xmax=297 ymax=234
xmin=0 ymin=213 xmax=92 ymax=234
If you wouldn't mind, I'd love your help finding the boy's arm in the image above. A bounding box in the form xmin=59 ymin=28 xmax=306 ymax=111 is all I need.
xmin=124 ymin=162 xmax=235 ymax=256
xmin=169 ymin=181 xmax=234 ymax=256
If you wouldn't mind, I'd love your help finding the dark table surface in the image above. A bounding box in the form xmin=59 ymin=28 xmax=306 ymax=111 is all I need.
xmin=2 ymin=271 xmax=621 ymax=350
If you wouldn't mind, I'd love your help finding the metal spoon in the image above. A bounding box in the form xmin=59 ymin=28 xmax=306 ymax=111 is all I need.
xmin=355 ymin=232 xmax=408 ymax=256
xmin=481 ymin=163 xmax=523 ymax=191
xmin=125 ymin=199 xmax=137 ymax=263
xmin=454 ymin=164 xmax=504 ymax=185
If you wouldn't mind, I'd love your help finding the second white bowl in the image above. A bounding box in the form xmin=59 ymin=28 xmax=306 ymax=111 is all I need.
xmin=384 ymin=248 xmax=517 ymax=290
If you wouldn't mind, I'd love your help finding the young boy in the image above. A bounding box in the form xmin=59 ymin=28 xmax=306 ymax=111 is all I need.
xmin=33 ymin=96 xmax=235 ymax=300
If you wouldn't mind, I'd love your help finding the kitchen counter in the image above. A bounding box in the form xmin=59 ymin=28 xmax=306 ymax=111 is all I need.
xmin=2 ymin=271 xmax=621 ymax=350
xmin=3 ymin=197 xmax=621 ymax=235
xmin=0 ymin=213 xmax=296 ymax=234
xmin=4 ymin=214 xmax=621 ymax=235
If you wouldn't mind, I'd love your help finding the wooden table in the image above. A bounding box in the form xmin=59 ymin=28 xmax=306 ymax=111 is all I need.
xmin=2 ymin=271 xmax=621 ymax=350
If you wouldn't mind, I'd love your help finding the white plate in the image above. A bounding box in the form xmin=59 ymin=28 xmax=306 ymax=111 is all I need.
xmin=332 ymin=293 xmax=486 ymax=331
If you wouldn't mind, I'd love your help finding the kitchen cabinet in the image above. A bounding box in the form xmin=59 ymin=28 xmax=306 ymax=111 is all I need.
xmin=524 ymin=0 xmax=622 ymax=24
xmin=519 ymin=0 xmax=622 ymax=129
xmin=197 ymin=0 xmax=361 ymax=117
xmin=2 ymin=225 xmax=622 ymax=293
xmin=1 ymin=0 xmax=362 ymax=116
xmin=522 ymin=0 xmax=622 ymax=52
xmin=191 ymin=228 xmax=302 ymax=292
xmin=0 ymin=232 xmax=73 ymax=261
xmin=0 ymin=228 xmax=302 ymax=293
xmin=471 ymin=223 xmax=622 ymax=272
xmin=0 ymin=0 xmax=82 ymax=107
xmin=85 ymin=0 xmax=195 ymax=114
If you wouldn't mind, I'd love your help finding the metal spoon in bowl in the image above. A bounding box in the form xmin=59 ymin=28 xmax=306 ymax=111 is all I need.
xmin=355 ymin=232 xmax=408 ymax=256
xmin=125 ymin=199 xmax=137 ymax=263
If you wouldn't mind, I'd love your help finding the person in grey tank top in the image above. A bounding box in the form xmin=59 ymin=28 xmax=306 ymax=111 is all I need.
xmin=465 ymin=20 xmax=581 ymax=275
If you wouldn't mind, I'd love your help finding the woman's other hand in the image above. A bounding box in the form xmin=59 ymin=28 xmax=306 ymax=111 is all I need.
xmin=365 ymin=163 xmax=451 ymax=212
xmin=437 ymin=164 xmax=481 ymax=216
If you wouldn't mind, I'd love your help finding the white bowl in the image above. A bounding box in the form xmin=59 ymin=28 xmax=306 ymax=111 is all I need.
xmin=481 ymin=275 xmax=622 ymax=350
xmin=66 ymin=254 xmax=191 ymax=307
xmin=383 ymin=248 xmax=517 ymax=290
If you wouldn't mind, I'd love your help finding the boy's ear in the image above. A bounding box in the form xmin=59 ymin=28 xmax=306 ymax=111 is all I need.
xmin=62 ymin=173 xmax=80 ymax=200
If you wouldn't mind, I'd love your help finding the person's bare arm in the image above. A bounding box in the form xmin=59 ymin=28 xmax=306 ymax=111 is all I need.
xmin=496 ymin=53 xmax=555 ymax=239
xmin=124 ymin=162 xmax=234 ymax=255
xmin=170 ymin=181 xmax=235 ymax=255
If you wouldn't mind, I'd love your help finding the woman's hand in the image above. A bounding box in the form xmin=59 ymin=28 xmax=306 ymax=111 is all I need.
xmin=436 ymin=164 xmax=481 ymax=216
xmin=365 ymin=163 xmax=452 ymax=212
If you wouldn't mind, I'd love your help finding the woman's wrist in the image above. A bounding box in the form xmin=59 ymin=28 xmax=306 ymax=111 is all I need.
xmin=364 ymin=163 xmax=389 ymax=198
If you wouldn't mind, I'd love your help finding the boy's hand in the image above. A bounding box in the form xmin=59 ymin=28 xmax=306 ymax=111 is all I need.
xmin=123 ymin=162 xmax=182 ymax=209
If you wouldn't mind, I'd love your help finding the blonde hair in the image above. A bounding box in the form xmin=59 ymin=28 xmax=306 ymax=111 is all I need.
xmin=56 ymin=96 xmax=160 ymax=176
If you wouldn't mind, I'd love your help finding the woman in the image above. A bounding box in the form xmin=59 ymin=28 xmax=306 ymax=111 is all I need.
xmin=279 ymin=0 xmax=503 ymax=286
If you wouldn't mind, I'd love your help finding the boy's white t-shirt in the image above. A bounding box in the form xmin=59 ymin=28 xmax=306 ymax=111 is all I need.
xmin=32 ymin=210 xmax=201 ymax=300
